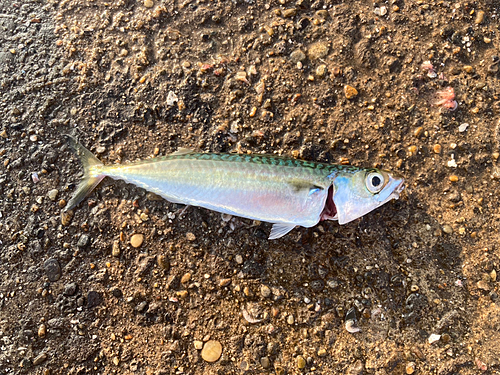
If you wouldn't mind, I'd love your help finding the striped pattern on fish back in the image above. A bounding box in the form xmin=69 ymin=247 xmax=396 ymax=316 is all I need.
xmin=126 ymin=152 xmax=365 ymax=176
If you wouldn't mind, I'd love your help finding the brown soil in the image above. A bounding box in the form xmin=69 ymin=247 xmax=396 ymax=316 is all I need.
xmin=1 ymin=0 xmax=499 ymax=374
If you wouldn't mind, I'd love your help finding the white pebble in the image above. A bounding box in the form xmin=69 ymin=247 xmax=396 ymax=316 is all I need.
xmin=166 ymin=91 xmax=178 ymax=106
xmin=428 ymin=333 xmax=441 ymax=344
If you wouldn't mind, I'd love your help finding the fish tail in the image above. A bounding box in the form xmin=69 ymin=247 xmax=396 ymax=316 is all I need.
xmin=64 ymin=135 xmax=106 ymax=211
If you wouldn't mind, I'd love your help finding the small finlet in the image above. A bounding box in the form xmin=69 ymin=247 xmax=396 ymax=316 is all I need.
xmin=269 ymin=223 xmax=296 ymax=239
xmin=171 ymin=147 xmax=194 ymax=156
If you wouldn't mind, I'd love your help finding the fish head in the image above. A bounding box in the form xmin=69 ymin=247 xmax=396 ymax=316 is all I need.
xmin=330 ymin=168 xmax=404 ymax=225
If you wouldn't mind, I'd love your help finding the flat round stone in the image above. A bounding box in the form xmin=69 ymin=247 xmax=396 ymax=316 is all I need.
xmin=201 ymin=340 xmax=222 ymax=362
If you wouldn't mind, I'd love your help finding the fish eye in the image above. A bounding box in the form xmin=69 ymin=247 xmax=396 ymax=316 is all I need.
xmin=366 ymin=172 xmax=385 ymax=193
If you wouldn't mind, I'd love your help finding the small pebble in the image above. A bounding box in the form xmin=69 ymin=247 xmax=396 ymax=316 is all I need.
xmin=194 ymin=340 xmax=203 ymax=350
xmin=287 ymin=314 xmax=295 ymax=325
xmin=297 ymin=355 xmax=306 ymax=369
xmin=442 ymin=225 xmax=453 ymax=234
xmin=290 ymin=49 xmax=306 ymax=64
xmin=113 ymin=357 xmax=120 ymax=366
xmin=477 ymin=280 xmax=490 ymax=291
xmin=63 ymin=282 xmax=77 ymax=296
xmin=261 ymin=284 xmax=271 ymax=298
xmin=240 ymin=360 xmax=250 ymax=371
xmin=243 ymin=286 xmax=251 ymax=296
xmin=186 ymin=232 xmax=196 ymax=241
xmin=463 ymin=65 xmax=474 ymax=74
xmin=317 ymin=348 xmax=327 ymax=356
xmin=219 ymin=278 xmax=231 ymax=287
xmin=87 ymin=291 xmax=102 ymax=309
xmin=307 ymin=42 xmax=329 ymax=60
xmin=130 ymin=234 xmax=144 ymax=248
xmin=428 ymin=333 xmax=441 ymax=344
xmin=491 ymin=269 xmax=497 ymax=282
xmin=144 ymin=0 xmax=154 ymax=7
xmin=157 ymin=255 xmax=170 ymax=270
xmin=458 ymin=123 xmax=469 ymax=132
xmin=38 ymin=324 xmax=46 ymax=338
xmin=112 ymin=241 xmax=120 ymax=257
xmin=201 ymin=340 xmax=222 ymax=362
xmin=271 ymin=306 xmax=279 ymax=318
xmin=136 ymin=301 xmax=148 ymax=312
xmin=316 ymin=64 xmax=327 ymax=78
xmin=77 ymin=234 xmax=90 ymax=248
xmin=61 ymin=209 xmax=73 ymax=226
xmin=374 ymin=6 xmax=387 ymax=16
xmin=282 ymin=8 xmax=297 ymax=18
xmin=344 ymin=85 xmax=358 ymax=99
xmin=177 ymin=290 xmax=189 ymax=298
xmin=181 ymin=272 xmax=192 ymax=284
xmin=449 ymin=175 xmax=459 ymax=182
xmin=433 ymin=144 xmax=442 ymax=154
xmin=47 ymin=189 xmax=58 ymax=201
xmin=44 ymin=258 xmax=61 ymax=282
xmin=474 ymin=10 xmax=485 ymax=24
xmin=406 ymin=362 xmax=416 ymax=374
xmin=31 ymin=353 xmax=47 ymax=367
xmin=235 ymin=254 xmax=243 ymax=264
xmin=260 ymin=356 xmax=270 ymax=368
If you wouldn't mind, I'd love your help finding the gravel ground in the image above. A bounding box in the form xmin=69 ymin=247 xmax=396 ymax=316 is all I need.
xmin=1 ymin=0 xmax=499 ymax=374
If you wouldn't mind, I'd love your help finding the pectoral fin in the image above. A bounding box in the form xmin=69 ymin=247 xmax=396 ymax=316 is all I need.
xmin=269 ymin=223 xmax=296 ymax=240
xmin=287 ymin=180 xmax=325 ymax=196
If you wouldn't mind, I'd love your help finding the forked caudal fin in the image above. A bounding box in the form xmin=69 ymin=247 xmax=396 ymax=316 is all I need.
xmin=64 ymin=135 xmax=105 ymax=211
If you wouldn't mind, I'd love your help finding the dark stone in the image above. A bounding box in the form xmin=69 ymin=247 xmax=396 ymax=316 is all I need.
xmin=87 ymin=291 xmax=102 ymax=309
xmin=111 ymin=288 xmax=123 ymax=298
xmin=63 ymin=282 xmax=78 ymax=296
xmin=43 ymin=258 xmax=61 ymax=282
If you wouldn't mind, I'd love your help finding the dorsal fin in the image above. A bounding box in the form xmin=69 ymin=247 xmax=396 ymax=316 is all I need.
xmin=171 ymin=147 xmax=195 ymax=156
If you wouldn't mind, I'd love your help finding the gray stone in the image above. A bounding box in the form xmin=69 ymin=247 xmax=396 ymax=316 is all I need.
xmin=63 ymin=282 xmax=77 ymax=296
xmin=77 ymin=234 xmax=90 ymax=248
xmin=43 ymin=258 xmax=61 ymax=282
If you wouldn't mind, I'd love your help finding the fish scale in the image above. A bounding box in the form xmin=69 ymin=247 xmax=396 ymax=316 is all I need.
xmin=65 ymin=135 xmax=404 ymax=239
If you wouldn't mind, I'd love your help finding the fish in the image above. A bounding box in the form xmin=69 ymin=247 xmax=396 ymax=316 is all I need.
xmin=64 ymin=135 xmax=404 ymax=239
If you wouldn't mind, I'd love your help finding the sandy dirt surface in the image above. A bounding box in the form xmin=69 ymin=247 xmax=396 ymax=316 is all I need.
xmin=1 ymin=0 xmax=499 ymax=373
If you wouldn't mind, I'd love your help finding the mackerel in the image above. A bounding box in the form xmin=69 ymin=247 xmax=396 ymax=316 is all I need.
xmin=65 ymin=135 xmax=404 ymax=239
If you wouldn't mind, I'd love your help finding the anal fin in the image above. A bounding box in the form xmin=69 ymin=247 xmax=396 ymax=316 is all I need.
xmin=269 ymin=223 xmax=296 ymax=240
